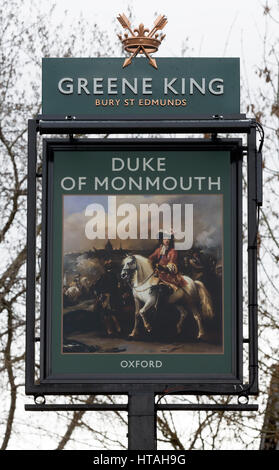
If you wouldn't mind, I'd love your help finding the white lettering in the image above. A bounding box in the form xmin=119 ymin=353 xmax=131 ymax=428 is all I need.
xmin=157 ymin=158 xmax=166 ymax=171
xmin=77 ymin=78 xmax=90 ymax=95
xmin=108 ymin=77 xmax=117 ymax=94
xmin=117 ymin=203 xmax=138 ymax=239
xmin=84 ymin=204 xmax=105 ymax=239
xmin=61 ymin=177 xmax=75 ymax=190
xmin=190 ymin=78 xmax=206 ymax=95
xmin=56 ymin=77 xmax=226 ymax=97
xmin=93 ymin=78 xmax=103 ymax=94
xmin=209 ymin=78 xmax=224 ymax=95
xmin=142 ymin=78 xmax=152 ymax=94
xmin=162 ymin=176 xmax=177 ymax=191
xmin=122 ymin=78 xmax=138 ymax=94
xmin=194 ymin=176 xmax=206 ymax=190
xmin=164 ymin=78 xmax=178 ymax=95
xmin=78 ymin=177 xmax=87 ymax=190
xmin=112 ymin=158 xmax=125 ymax=171
xmin=146 ymin=177 xmax=160 ymax=190
xmin=173 ymin=204 xmax=193 ymax=250
xmin=94 ymin=177 xmax=108 ymax=191
xmin=208 ymin=176 xmax=221 ymax=190
xmin=120 ymin=360 xmax=163 ymax=368
xmin=139 ymin=203 xmax=172 ymax=239
xmin=111 ymin=177 xmax=126 ymax=191
xmin=58 ymin=78 xmax=73 ymax=94
xmin=84 ymin=197 xmax=194 ymax=251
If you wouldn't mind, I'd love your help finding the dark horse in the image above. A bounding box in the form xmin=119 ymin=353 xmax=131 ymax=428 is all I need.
xmin=94 ymin=261 xmax=121 ymax=336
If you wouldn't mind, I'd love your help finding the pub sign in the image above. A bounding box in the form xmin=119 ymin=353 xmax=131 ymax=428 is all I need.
xmin=28 ymin=51 xmax=245 ymax=390
xmin=41 ymin=137 xmax=242 ymax=384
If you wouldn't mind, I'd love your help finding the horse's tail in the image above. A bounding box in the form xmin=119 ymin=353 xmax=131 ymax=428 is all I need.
xmin=195 ymin=280 xmax=214 ymax=319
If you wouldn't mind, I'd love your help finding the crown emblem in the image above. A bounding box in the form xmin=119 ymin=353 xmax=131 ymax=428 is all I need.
xmin=117 ymin=14 xmax=167 ymax=69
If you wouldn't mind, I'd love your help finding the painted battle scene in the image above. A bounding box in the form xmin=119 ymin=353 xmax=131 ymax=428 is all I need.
xmin=62 ymin=194 xmax=224 ymax=354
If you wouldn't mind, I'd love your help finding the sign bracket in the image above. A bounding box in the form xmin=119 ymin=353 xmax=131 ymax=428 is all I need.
xmin=25 ymin=396 xmax=258 ymax=451
xmin=25 ymin=401 xmax=258 ymax=412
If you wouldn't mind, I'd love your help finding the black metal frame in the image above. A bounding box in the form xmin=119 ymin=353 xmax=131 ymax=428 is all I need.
xmin=26 ymin=116 xmax=260 ymax=449
xmin=41 ymin=138 xmax=242 ymax=387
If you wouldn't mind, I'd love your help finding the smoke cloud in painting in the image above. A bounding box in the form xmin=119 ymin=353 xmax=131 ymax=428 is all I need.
xmin=63 ymin=194 xmax=222 ymax=258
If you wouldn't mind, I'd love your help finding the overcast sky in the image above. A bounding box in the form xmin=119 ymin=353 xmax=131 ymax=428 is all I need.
xmin=32 ymin=0 xmax=278 ymax=111
xmin=37 ymin=0 xmax=276 ymax=77
xmin=6 ymin=0 xmax=277 ymax=450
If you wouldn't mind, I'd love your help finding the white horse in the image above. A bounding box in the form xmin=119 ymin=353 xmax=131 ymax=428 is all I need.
xmin=121 ymin=254 xmax=214 ymax=339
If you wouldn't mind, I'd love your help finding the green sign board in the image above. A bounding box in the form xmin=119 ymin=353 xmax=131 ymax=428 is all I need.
xmin=42 ymin=139 xmax=242 ymax=383
xmin=42 ymin=58 xmax=240 ymax=117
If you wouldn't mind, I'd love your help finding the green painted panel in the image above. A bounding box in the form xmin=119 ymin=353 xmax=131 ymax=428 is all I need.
xmin=48 ymin=147 xmax=234 ymax=378
xmin=42 ymin=58 xmax=240 ymax=116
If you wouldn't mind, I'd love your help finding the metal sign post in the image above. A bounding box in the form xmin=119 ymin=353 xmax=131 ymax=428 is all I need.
xmin=128 ymin=390 xmax=156 ymax=450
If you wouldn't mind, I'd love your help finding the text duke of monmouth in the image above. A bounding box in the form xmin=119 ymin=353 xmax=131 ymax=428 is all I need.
xmin=60 ymin=157 xmax=222 ymax=251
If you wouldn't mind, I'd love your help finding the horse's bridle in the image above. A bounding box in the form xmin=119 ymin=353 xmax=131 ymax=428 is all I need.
xmin=132 ymin=271 xmax=155 ymax=292
xmin=121 ymin=256 xmax=155 ymax=291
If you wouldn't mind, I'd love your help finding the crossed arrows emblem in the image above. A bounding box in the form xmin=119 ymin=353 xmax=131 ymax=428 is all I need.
xmin=117 ymin=14 xmax=167 ymax=69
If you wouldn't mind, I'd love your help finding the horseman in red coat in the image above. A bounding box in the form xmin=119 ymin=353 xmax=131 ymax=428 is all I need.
xmin=149 ymin=231 xmax=187 ymax=292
